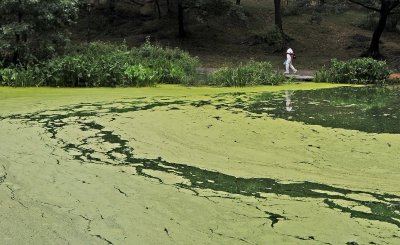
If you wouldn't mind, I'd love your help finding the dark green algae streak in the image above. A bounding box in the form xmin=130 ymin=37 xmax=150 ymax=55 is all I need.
xmin=1 ymin=91 xmax=400 ymax=230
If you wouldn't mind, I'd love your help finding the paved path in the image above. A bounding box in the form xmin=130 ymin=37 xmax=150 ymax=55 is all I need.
xmin=284 ymin=74 xmax=315 ymax=81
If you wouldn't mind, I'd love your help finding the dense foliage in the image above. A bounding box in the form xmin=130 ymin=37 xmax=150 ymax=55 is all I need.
xmin=0 ymin=42 xmax=199 ymax=87
xmin=0 ymin=0 xmax=79 ymax=64
xmin=0 ymin=42 xmax=293 ymax=88
xmin=208 ymin=61 xmax=287 ymax=87
xmin=314 ymin=58 xmax=390 ymax=84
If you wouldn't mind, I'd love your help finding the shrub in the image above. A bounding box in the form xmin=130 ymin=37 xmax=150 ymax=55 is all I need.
xmin=0 ymin=66 xmax=40 ymax=86
xmin=72 ymin=42 xmax=129 ymax=56
xmin=314 ymin=66 xmax=331 ymax=83
xmin=132 ymin=41 xmax=198 ymax=84
xmin=49 ymin=42 xmax=138 ymax=87
xmin=1 ymin=41 xmax=199 ymax=87
xmin=0 ymin=68 xmax=18 ymax=86
xmin=124 ymin=64 xmax=158 ymax=87
xmin=208 ymin=61 xmax=287 ymax=87
xmin=314 ymin=58 xmax=390 ymax=84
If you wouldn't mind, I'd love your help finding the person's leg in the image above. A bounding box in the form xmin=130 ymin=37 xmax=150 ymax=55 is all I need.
xmin=285 ymin=60 xmax=290 ymax=73
xmin=290 ymin=62 xmax=297 ymax=73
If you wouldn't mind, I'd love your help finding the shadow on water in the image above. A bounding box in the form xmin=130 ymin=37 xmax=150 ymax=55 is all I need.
xmin=2 ymin=96 xmax=400 ymax=230
xmin=247 ymin=86 xmax=400 ymax=134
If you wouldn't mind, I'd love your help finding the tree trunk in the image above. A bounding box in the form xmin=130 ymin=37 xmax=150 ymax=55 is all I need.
xmin=236 ymin=0 xmax=241 ymax=5
xmin=274 ymin=0 xmax=283 ymax=32
xmin=365 ymin=1 xmax=391 ymax=59
xmin=178 ymin=0 xmax=185 ymax=38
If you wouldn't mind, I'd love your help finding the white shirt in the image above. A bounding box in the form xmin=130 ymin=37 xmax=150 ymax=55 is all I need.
xmin=286 ymin=48 xmax=294 ymax=61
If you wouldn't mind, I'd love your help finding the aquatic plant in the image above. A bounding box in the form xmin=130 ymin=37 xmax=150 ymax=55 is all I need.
xmin=314 ymin=58 xmax=390 ymax=84
xmin=1 ymin=42 xmax=199 ymax=87
xmin=124 ymin=64 xmax=158 ymax=87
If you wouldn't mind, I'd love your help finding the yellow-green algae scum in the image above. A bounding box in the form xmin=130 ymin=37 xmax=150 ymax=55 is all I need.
xmin=0 ymin=84 xmax=399 ymax=245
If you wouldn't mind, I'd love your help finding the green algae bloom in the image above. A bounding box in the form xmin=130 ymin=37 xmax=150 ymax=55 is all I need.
xmin=0 ymin=84 xmax=399 ymax=244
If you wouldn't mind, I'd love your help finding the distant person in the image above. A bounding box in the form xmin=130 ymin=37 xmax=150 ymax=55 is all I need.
xmin=284 ymin=47 xmax=297 ymax=74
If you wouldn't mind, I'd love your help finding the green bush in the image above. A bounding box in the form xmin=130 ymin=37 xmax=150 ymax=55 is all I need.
xmin=124 ymin=64 xmax=158 ymax=87
xmin=208 ymin=61 xmax=287 ymax=87
xmin=314 ymin=58 xmax=390 ymax=84
xmin=0 ymin=66 xmax=40 ymax=86
xmin=42 ymin=50 xmax=131 ymax=87
xmin=133 ymin=41 xmax=198 ymax=84
xmin=1 ymin=41 xmax=199 ymax=87
xmin=0 ymin=68 xmax=17 ymax=86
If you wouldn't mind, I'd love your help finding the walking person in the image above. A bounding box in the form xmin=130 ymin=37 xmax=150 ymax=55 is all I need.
xmin=284 ymin=47 xmax=297 ymax=74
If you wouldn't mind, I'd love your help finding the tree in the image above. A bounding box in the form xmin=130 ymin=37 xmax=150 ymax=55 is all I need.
xmin=349 ymin=0 xmax=400 ymax=59
xmin=0 ymin=0 xmax=79 ymax=64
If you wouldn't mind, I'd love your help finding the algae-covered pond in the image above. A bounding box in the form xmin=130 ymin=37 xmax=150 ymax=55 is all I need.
xmin=0 ymin=84 xmax=399 ymax=244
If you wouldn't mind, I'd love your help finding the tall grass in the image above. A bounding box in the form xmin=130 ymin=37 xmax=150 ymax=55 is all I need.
xmin=314 ymin=58 xmax=390 ymax=84
xmin=0 ymin=41 xmax=199 ymax=87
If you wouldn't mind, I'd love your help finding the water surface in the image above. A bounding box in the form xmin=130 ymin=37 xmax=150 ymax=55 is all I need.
xmin=248 ymin=86 xmax=400 ymax=134
xmin=1 ymin=84 xmax=399 ymax=244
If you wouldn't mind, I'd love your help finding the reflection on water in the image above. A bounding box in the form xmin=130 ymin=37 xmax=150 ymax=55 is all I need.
xmin=249 ymin=86 xmax=400 ymax=134
xmin=285 ymin=90 xmax=293 ymax=112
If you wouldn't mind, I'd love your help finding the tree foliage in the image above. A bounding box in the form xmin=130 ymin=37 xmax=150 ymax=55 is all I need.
xmin=0 ymin=0 xmax=79 ymax=65
xmin=348 ymin=0 xmax=400 ymax=58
